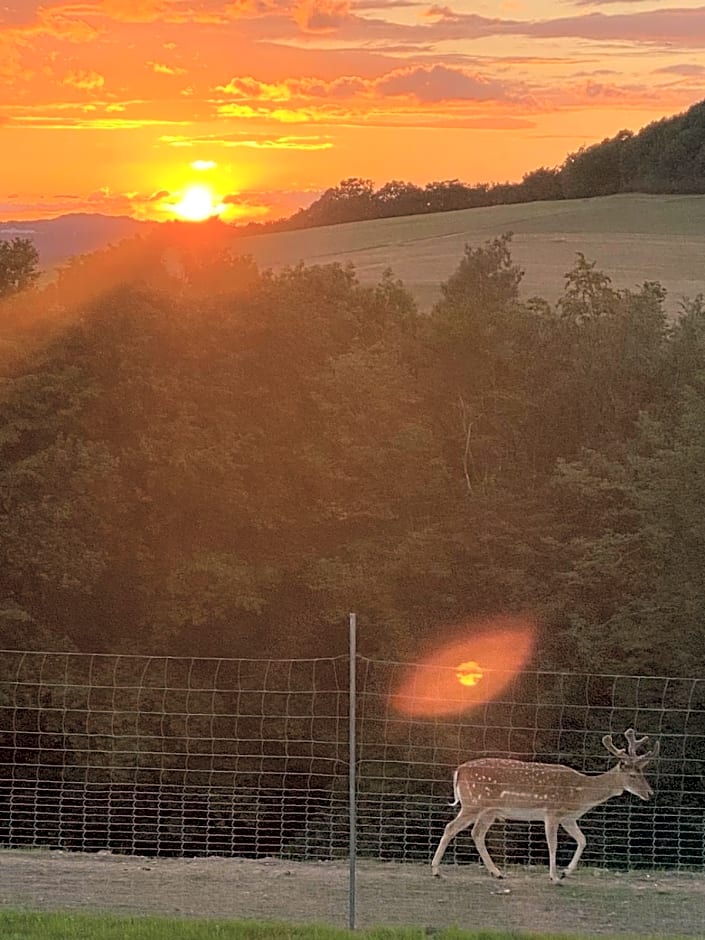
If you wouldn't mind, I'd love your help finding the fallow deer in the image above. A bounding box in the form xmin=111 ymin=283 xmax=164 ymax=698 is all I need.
xmin=431 ymin=728 xmax=659 ymax=883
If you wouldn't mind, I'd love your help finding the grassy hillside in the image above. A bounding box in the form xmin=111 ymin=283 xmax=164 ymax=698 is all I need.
xmin=236 ymin=193 xmax=705 ymax=315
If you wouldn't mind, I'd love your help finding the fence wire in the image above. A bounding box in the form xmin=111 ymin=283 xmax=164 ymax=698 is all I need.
xmin=0 ymin=648 xmax=703 ymax=871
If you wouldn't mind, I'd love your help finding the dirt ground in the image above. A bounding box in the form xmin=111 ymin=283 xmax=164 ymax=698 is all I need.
xmin=0 ymin=849 xmax=703 ymax=936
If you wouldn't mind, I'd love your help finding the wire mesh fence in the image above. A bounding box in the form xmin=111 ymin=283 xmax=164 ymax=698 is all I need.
xmin=0 ymin=645 xmax=703 ymax=874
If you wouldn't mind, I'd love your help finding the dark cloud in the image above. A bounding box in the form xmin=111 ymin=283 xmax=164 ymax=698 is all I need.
xmin=351 ymin=0 xmax=419 ymax=8
xmin=416 ymin=5 xmax=705 ymax=47
xmin=377 ymin=64 xmax=507 ymax=102
xmin=570 ymin=0 xmax=655 ymax=4
xmin=526 ymin=8 xmax=705 ymax=44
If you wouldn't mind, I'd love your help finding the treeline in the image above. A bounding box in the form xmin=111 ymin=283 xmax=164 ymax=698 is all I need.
xmin=241 ymin=170 xmax=563 ymax=233
xmin=1 ymin=230 xmax=705 ymax=682
xmin=562 ymin=98 xmax=705 ymax=198
xmin=239 ymin=98 xmax=705 ymax=233
xmin=237 ymin=171 xmax=562 ymax=234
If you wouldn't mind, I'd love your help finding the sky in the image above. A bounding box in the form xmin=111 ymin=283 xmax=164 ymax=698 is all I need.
xmin=1 ymin=0 xmax=705 ymax=223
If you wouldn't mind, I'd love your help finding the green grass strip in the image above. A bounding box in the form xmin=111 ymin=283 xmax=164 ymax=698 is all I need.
xmin=0 ymin=911 xmax=695 ymax=940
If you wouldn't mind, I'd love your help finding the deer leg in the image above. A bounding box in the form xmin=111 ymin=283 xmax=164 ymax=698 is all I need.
xmin=471 ymin=812 xmax=503 ymax=879
xmin=544 ymin=816 xmax=561 ymax=883
xmin=431 ymin=809 xmax=475 ymax=876
xmin=559 ymin=819 xmax=586 ymax=877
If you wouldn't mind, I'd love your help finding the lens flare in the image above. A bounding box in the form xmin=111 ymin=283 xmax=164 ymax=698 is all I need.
xmin=391 ymin=615 xmax=535 ymax=717
xmin=456 ymin=661 xmax=484 ymax=687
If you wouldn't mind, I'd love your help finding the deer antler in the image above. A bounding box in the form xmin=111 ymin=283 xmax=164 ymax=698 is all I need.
xmin=625 ymin=728 xmax=660 ymax=766
xmin=603 ymin=729 xmax=660 ymax=767
xmin=602 ymin=734 xmax=628 ymax=760
xmin=625 ymin=728 xmax=650 ymax=757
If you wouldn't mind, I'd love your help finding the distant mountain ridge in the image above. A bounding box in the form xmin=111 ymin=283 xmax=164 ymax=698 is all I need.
xmin=0 ymin=213 xmax=155 ymax=267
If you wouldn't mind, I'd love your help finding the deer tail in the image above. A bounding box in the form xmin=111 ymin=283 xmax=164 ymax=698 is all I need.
xmin=449 ymin=768 xmax=461 ymax=807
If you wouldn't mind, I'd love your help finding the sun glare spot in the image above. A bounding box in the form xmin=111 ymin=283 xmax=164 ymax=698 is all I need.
xmin=391 ymin=615 xmax=536 ymax=717
xmin=456 ymin=661 xmax=484 ymax=687
xmin=173 ymin=184 xmax=223 ymax=221
xmin=191 ymin=160 xmax=217 ymax=171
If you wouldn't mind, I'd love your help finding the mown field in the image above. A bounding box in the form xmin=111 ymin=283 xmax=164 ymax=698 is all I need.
xmin=236 ymin=193 xmax=705 ymax=314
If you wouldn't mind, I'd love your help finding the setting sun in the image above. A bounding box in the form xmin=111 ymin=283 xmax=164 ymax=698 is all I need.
xmin=173 ymin=184 xmax=223 ymax=222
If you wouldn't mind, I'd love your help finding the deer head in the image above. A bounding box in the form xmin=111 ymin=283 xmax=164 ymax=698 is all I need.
xmin=602 ymin=727 xmax=660 ymax=800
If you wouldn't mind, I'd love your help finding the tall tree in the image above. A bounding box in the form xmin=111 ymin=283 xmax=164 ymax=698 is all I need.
xmin=0 ymin=238 xmax=40 ymax=298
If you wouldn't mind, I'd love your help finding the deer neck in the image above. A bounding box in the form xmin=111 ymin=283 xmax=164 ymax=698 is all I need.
xmin=585 ymin=764 xmax=626 ymax=803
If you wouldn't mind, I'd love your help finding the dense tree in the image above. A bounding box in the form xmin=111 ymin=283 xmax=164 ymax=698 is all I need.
xmin=560 ymin=130 xmax=633 ymax=199
xmin=0 ymin=237 xmax=40 ymax=298
xmin=375 ymin=180 xmax=426 ymax=217
xmin=533 ymin=255 xmax=669 ymax=460
xmin=560 ymin=100 xmax=705 ymax=198
xmin=519 ymin=167 xmax=563 ymax=203
xmin=545 ymin=394 xmax=705 ymax=677
xmin=424 ymin=234 xmax=541 ymax=484
xmin=287 ymin=177 xmax=377 ymax=227
xmin=1 ymin=227 xmax=705 ymax=685
xmin=618 ymin=100 xmax=705 ymax=193
xmin=0 ymin=244 xmax=442 ymax=658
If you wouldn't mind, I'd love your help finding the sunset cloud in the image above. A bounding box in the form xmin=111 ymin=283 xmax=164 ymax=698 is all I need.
xmin=217 ymin=77 xmax=294 ymax=100
xmin=2 ymin=0 xmax=705 ymax=223
xmin=148 ymin=61 xmax=188 ymax=76
xmin=3 ymin=99 xmax=190 ymax=131
xmin=237 ymin=135 xmax=333 ymax=148
xmin=99 ymin=0 xmax=171 ymax=22
xmin=161 ymin=132 xmax=333 ymax=149
xmin=217 ymin=102 xmax=314 ymax=121
xmin=216 ymin=65 xmax=520 ymax=106
xmin=62 ymin=69 xmax=105 ymax=92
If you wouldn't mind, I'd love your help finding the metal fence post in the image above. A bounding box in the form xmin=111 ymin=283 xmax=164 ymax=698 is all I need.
xmin=348 ymin=612 xmax=357 ymax=930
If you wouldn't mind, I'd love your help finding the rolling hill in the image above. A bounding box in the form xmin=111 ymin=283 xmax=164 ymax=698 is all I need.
xmin=3 ymin=194 xmax=704 ymax=316
xmin=234 ymin=192 xmax=705 ymax=315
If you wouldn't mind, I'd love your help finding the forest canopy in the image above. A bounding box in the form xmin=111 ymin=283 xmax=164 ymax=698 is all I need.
xmin=1 ymin=229 xmax=705 ymax=681
xmin=242 ymin=98 xmax=705 ymax=233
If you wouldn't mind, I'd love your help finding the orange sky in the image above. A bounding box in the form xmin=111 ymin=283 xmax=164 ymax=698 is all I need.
xmin=2 ymin=0 xmax=704 ymax=223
